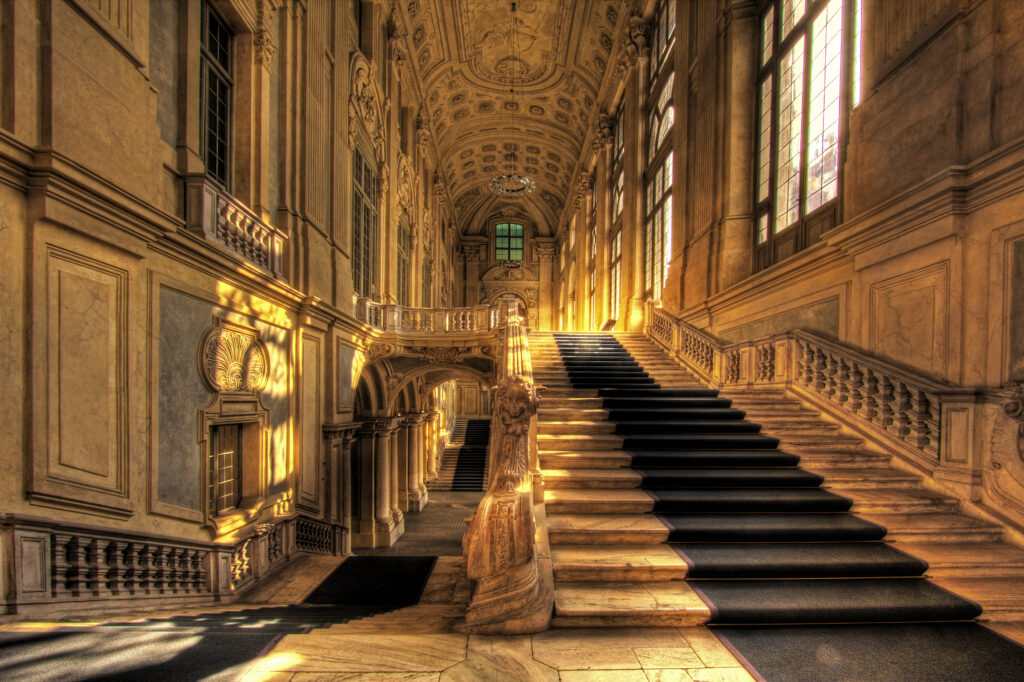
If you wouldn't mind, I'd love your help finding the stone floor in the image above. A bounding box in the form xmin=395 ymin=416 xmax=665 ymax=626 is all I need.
xmin=246 ymin=491 xmax=755 ymax=681
xmin=0 ymin=492 xmax=754 ymax=681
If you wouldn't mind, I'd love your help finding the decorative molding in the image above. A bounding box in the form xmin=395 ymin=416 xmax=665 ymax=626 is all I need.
xmin=348 ymin=55 xmax=387 ymax=162
xmin=199 ymin=321 xmax=270 ymax=393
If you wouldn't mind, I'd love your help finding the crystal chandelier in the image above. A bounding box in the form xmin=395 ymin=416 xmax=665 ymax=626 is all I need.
xmin=490 ymin=2 xmax=534 ymax=197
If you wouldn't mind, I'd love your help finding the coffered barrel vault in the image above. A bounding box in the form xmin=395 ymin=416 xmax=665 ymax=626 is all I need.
xmin=394 ymin=0 xmax=628 ymax=233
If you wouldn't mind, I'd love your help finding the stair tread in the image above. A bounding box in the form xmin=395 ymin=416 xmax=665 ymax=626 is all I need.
xmin=554 ymin=581 xmax=710 ymax=619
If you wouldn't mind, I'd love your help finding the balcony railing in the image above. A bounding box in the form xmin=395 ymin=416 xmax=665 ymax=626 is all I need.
xmin=356 ymin=298 xmax=500 ymax=333
xmin=460 ymin=301 xmax=553 ymax=633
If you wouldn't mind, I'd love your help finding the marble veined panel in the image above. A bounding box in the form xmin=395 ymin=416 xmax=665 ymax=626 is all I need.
xmin=869 ymin=262 xmax=948 ymax=378
xmin=47 ymin=250 xmax=127 ymax=495
xmin=718 ymin=297 xmax=839 ymax=344
xmin=1008 ymin=239 xmax=1024 ymax=382
xmin=300 ymin=334 xmax=321 ymax=510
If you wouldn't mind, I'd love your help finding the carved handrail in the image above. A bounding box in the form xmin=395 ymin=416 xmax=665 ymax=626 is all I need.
xmin=356 ymin=298 xmax=499 ymax=333
xmin=459 ymin=306 xmax=553 ymax=633
xmin=643 ymin=300 xmax=979 ymax=471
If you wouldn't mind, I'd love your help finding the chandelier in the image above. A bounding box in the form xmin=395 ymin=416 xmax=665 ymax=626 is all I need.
xmin=490 ymin=2 xmax=534 ymax=197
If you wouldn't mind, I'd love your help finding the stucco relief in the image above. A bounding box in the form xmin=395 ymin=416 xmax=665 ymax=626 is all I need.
xmin=199 ymin=321 xmax=269 ymax=394
xmin=348 ymin=56 xmax=387 ymax=162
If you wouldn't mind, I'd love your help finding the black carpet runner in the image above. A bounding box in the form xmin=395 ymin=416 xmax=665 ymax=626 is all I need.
xmin=450 ymin=419 xmax=491 ymax=491
xmin=554 ymin=333 xmax=1024 ymax=681
xmin=0 ymin=557 xmax=437 ymax=681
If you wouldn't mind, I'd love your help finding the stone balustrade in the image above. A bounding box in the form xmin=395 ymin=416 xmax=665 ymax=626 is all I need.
xmin=356 ymin=298 xmax=498 ymax=333
xmin=1 ymin=512 xmax=339 ymax=616
xmin=644 ymin=301 xmax=980 ymax=474
xmin=460 ymin=309 xmax=553 ymax=634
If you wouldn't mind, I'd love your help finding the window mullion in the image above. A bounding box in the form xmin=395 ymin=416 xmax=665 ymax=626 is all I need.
xmin=798 ymin=18 xmax=812 ymax=246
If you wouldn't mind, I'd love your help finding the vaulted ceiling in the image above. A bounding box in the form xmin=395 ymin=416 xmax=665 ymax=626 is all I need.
xmin=394 ymin=0 xmax=634 ymax=236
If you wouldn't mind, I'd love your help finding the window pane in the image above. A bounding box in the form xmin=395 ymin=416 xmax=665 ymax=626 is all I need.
xmin=775 ymin=36 xmax=804 ymax=231
xmin=806 ymin=0 xmax=842 ymax=213
xmin=761 ymin=6 xmax=775 ymax=65
xmin=510 ymin=248 xmax=522 ymax=261
xmin=496 ymin=223 xmax=509 ymax=236
xmin=781 ymin=0 xmax=806 ymax=39
xmin=852 ymin=0 xmax=863 ymax=106
xmin=757 ymin=212 xmax=770 ymax=244
xmin=510 ymin=223 xmax=523 ymax=236
xmin=758 ymin=77 xmax=773 ymax=203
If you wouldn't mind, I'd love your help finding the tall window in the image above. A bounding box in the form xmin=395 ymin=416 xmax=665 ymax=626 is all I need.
xmin=609 ymin=106 xmax=624 ymax=322
xmin=421 ymin=258 xmax=432 ymax=306
xmin=210 ymin=424 xmax=241 ymax=515
xmin=201 ymin=2 xmax=232 ymax=187
xmin=352 ymin=148 xmax=378 ymax=297
xmin=495 ymin=222 xmax=524 ymax=262
xmin=397 ymin=220 xmax=411 ymax=306
xmin=645 ymin=0 xmax=675 ymax=301
xmin=755 ymin=0 xmax=860 ymax=270
xmin=588 ymin=200 xmax=597 ymax=327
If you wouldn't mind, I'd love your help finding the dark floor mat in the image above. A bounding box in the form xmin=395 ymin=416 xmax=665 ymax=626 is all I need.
xmin=650 ymin=488 xmax=851 ymax=512
xmin=714 ymin=622 xmax=1024 ymax=681
xmin=658 ymin=512 xmax=886 ymax=542
xmin=693 ymin=578 xmax=981 ymax=623
xmin=304 ymin=555 xmax=437 ymax=606
xmin=675 ymin=542 xmax=927 ymax=578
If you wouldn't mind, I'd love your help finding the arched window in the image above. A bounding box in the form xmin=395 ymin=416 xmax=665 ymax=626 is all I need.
xmin=754 ymin=0 xmax=862 ymax=270
xmin=495 ymin=222 xmax=524 ymax=262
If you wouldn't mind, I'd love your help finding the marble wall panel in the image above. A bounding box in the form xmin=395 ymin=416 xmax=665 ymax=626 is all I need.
xmin=869 ymin=262 xmax=949 ymax=378
xmin=46 ymin=248 xmax=128 ymax=497
xmin=1008 ymin=239 xmax=1024 ymax=382
xmin=300 ymin=334 xmax=322 ymax=511
xmin=718 ymin=297 xmax=840 ymax=345
xmin=253 ymin=319 xmax=291 ymax=491
xmin=148 ymin=0 xmax=178 ymax=147
xmin=336 ymin=342 xmax=355 ymax=410
xmin=0 ymin=188 xmax=25 ymax=507
xmin=156 ymin=287 xmax=214 ymax=514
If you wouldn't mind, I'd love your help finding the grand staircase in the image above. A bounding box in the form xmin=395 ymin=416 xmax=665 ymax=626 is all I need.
xmin=531 ymin=331 xmax=1024 ymax=635
xmin=428 ymin=418 xmax=491 ymax=492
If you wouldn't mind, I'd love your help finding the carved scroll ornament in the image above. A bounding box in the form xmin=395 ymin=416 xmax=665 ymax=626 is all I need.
xmin=491 ymin=375 xmax=539 ymax=493
xmin=199 ymin=322 xmax=269 ymax=393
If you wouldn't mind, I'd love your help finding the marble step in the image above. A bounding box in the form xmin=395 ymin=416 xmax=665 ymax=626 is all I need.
xmin=832 ymin=487 xmax=959 ymax=513
xmin=860 ymin=511 xmax=1004 ymax=543
xmin=895 ymin=541 xmax=1024 ymax=578
xmin=538 ymin=433 xmax=623 ymax=451
xmin=538 ymin=398 xmax=605 ymax=409
xmin=538 ymin=421 xmax=617 ymax=435
xmin=774 ymin=434 xmax=865 ymax=449
xmin=545 ymin=488 xmax=654 ymax=514
xmin=551 ymin=544 xmax=688 ymax=582
xmin=745 ymin=420 xmax=842 ymax=433
xmin=552 ymin=581 xmax=710 ymax=627
xmin=546 ymin=513 xmax=671 ymax=544
xmin=542 ymin=467 xmax=642 ymax=489
xmin=806 ymin=466 xmax=921 ymax=489
xmin=539 ymin=451 xmax=632 ymax=469
xmin=788 ymin=450 xmax=891 ymax=468
xmin=542 ymin=388 xmax=601 ymax=399
xmin=538 ymin=408 xmax=609 ymax=420
xmin=932 ymin=577 xmax=1024 ymax=620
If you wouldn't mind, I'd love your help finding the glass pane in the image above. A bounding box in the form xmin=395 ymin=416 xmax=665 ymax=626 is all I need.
xmin=761 ymin=5 xmax=775 ymax=65
xmin=852 ymin=0 xmax=862 ymax=106
xmin=510 ymin=248 xmax=522 ymax=261
xmin=775 ymin=36 xmax=805 ymax=230
xmin=806 ymin=0 xmax=843 ymax=213
xmin=496 ymin=237 xmax=509 ymax=249
xmin=758 ymin=77 xmax=773 ymax=202
xmin=757 ymin=212 xmax=770 ymax=244
xmin=511 ymin=223 xmax=523 ymax=236
xmin=781 ymin=0 xmax=806 ymax=39
xmin=496 ymin=223 xmax=509 ymax=236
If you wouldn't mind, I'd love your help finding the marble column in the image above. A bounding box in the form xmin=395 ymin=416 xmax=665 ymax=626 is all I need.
xmin=389 ymin=427 xmax=403 ymax=525
xmin=718 ymin=0 xmax=758 ymax=292
xmin=425 ymin=410 xmax=440 ymax=481
xmin=369 ymin=417 xmax=400 ymax=544
xmin=405 ymin=412 xmax=428 ymax=511
xmin=322 ymin=421 xmax=361 ymax=555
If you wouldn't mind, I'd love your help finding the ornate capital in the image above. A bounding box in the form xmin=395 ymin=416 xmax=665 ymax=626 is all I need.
xmin=254 ymin=0 xmax=280 ymax=66
xmin=593 ymin=113 xmax=615 ymax=150
xmin=628 ymin=16 xmax=652 ymax=60
xmin=1003 ymin=380 xmax=1024 ymax=439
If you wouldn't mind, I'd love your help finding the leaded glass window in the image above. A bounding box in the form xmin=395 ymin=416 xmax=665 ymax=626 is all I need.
xmin=754 ymin=0 xmax=861 ymax=271
xmin=495 ymin=223 xmax=524 ymax=262
xmin=201 ymin=1 xmax=232 ymax=187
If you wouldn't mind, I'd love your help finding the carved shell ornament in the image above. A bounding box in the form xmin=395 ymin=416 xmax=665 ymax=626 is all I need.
xmin=200 ymin=323 xmax=269 ymax=393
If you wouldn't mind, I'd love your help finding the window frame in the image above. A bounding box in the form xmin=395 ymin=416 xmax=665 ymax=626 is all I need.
xmin=397 ymin=217 xmax=411 ymax=306
xmin=644 ymin=0 xmax=675 ymax=302
xmin=352 ymin=145 xmax=379 ymax=298
xmin=753 ymin=0 xmax=859 ymax=272
xmin=494 ymin=221 xmax=525 ymax=263
xmin=200 ymin=0 xmax=234 ymax=189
